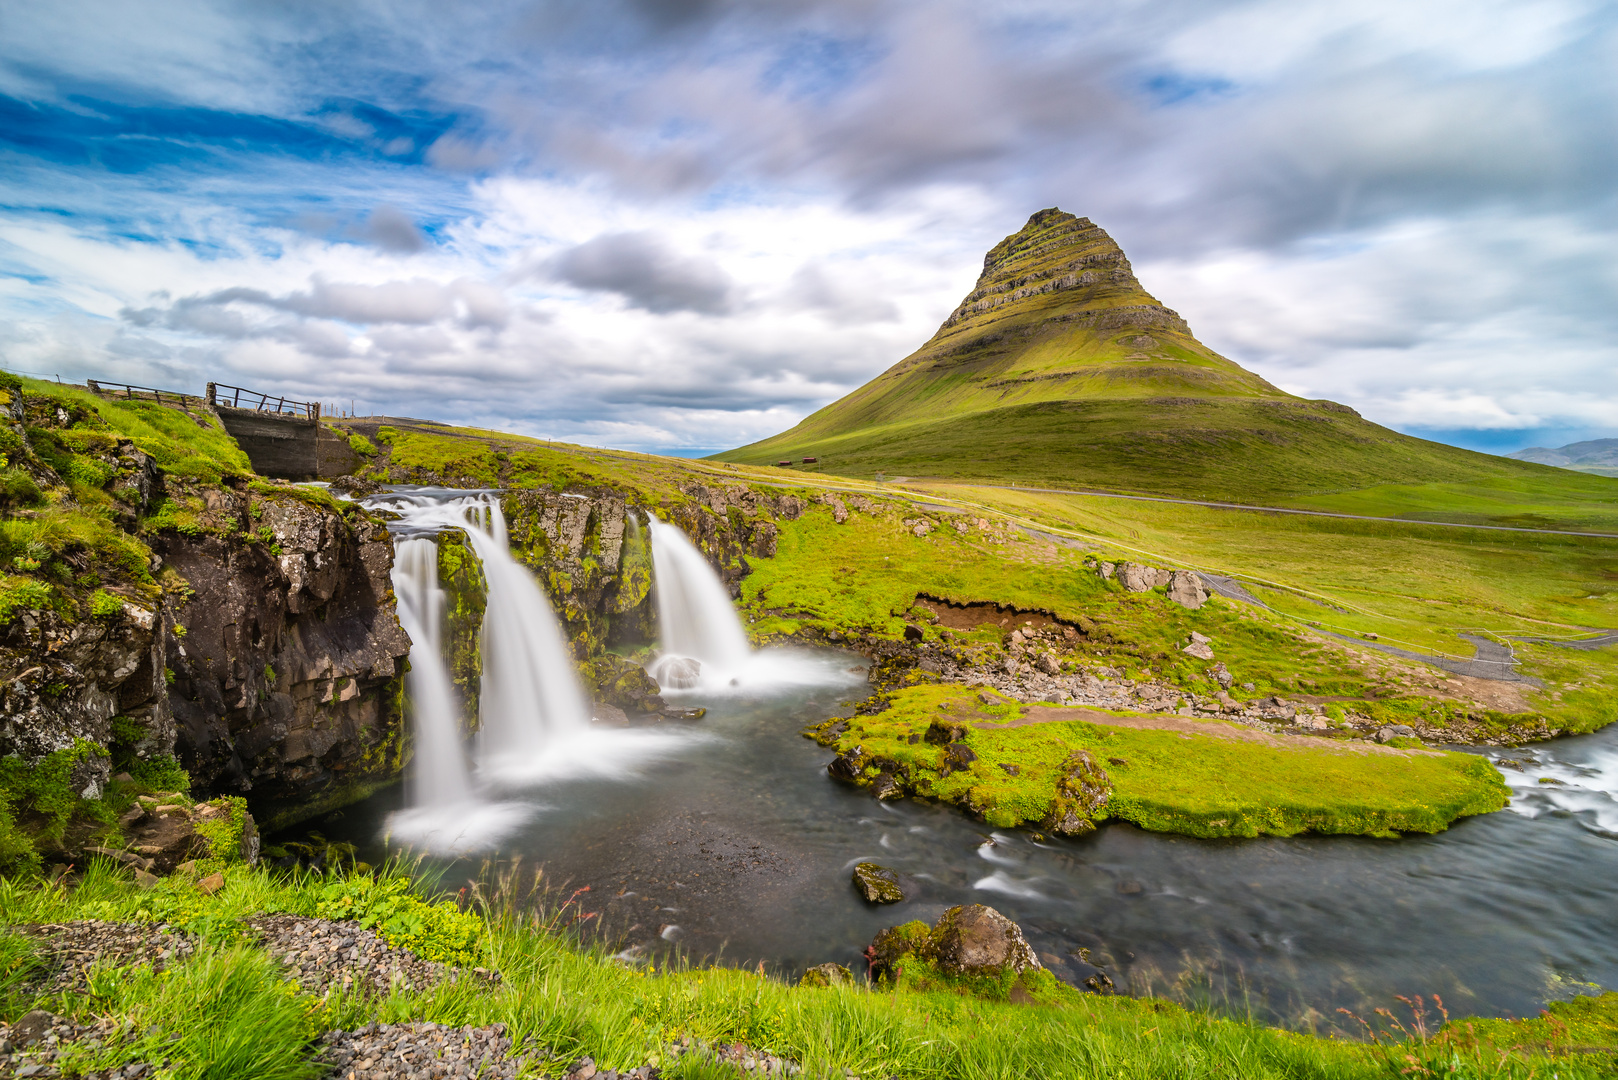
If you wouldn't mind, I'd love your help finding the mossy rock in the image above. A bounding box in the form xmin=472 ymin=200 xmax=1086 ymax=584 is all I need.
xmin=798 ymin=962 xmax=855 ymax=988
xmin=581 ymin=653 xmax=665 ymax=713
xmin=852 ymin=862 xmax=905 ymax=904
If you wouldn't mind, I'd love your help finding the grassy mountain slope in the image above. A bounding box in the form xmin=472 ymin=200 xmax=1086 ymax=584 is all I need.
xmin=717 ymin=209 xmax=1597 ymax=504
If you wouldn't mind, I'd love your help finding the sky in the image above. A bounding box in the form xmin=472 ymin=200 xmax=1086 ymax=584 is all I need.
xmin=1 ymin=0 xmax=1615 ymax=456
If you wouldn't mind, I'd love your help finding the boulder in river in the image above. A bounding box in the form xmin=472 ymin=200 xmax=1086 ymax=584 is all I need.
xmin=852 ymin=862 xmax=906 ymax=904
xmin=932 ymin=904 xmax=1043 ymax=977
xmin=867 ymin=904 xmax=1042 ymax=982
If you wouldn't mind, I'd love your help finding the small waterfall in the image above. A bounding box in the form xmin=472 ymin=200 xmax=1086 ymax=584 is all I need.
xmin=648 ymin=516 xmax=752 ymax=686
xmin=457 ymin=501 xmax=594 ymax=768
xmin=390 ymin=536 xmax=472 ymax=807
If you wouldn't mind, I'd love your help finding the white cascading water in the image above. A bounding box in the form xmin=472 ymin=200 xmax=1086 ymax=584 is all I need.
xmin=1493 ymin=739 xmax=1618 ymax=837
xmin=390 ymin=537 xmax=472 ymax=808
xmin=371 ymin=489 xmax=695 ymax=821
xmin=456 ymin=502 xmax=596 ymax=775
xmin=647 ymin=516 xmax=753 ymax=687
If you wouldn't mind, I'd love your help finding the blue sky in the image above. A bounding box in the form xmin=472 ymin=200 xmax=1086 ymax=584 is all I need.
xmin=2 ymin=0 xmax=1615 ymax=454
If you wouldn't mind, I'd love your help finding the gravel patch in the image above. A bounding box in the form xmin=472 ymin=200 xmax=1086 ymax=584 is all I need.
xmin=17 ymin=922 xmax=197 ymax=993
xmin=0 ymin=1010 xmax=161 ymax=1079
xmin=317 ymin=1022 xmax=530 ymax=1079
xmin=248 ymin=915 xmax=502 ymax=997
xmin=666 ymin=1036 xmax=802 ymax=1077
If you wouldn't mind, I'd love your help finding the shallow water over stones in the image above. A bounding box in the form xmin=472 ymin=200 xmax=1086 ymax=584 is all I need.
xmin=314 ymin=649 xmax=1618 ymax=1033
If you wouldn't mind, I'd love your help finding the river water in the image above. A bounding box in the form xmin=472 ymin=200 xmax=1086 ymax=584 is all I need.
xmin=313 ymin=648 xmax=1618 ymax=1033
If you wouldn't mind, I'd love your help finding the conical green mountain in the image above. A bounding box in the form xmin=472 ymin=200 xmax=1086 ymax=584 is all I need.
xmin=717 ymin=209 xmax=1560 ymax=502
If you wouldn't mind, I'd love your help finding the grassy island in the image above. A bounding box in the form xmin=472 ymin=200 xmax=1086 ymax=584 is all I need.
xmin=809 ymin=685 xmax=1511 ymax=838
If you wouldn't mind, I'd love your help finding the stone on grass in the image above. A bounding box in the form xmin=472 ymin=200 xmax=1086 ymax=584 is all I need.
xmin=799 ymin=962 xmax=855 ymax=987
xmin=196 ymin=872 xmax=226 ymax=895
xmin=852 ymin=862 xmax=905 ymax=904
xmin=1166 ymin=570 xmax=1208 ymax=609
xmin=1182 ymin=640 xmax=1215 ymax=661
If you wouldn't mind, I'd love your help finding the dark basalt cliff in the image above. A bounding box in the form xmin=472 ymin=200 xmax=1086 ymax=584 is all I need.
xmin=0 ymin=378 xmax=411 ymax=836
xmin=155 ymin=494 xmax=410 ymax=829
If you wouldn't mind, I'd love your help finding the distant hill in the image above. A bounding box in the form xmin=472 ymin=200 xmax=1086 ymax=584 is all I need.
xmin=1507 ymin=439 xmax=1618 ymax=477
xmin=717 ymin=209 xmax=1576 ymax=503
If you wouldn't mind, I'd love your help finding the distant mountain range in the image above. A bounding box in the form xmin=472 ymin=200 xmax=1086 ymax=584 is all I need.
xmin=1506 ymin=439 xmax=1618 ymax=477
xmin=719 ymin=209 xmax=1581 ymax=503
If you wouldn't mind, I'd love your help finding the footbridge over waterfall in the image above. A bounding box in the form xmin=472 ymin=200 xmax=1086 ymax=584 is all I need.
xmin=204 ymin=383 xmax=358 ymax=480
xmin=83 ymin=378 xmax=358 ymax=481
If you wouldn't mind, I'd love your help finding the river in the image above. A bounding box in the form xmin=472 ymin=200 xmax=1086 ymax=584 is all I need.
xmin=311 ymin=647 xmax=1618 ymax=1033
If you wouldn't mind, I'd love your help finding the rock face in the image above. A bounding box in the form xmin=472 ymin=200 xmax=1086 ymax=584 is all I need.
xmin=1117 ymin=563 xmax=1171 ymax=592
xmin=851 ymin=862 xmax=905 ymax=904
xmin=0 ymin=380 xmax=411 ymax=836
xmin=157 ymin=493 xmax=410 ymax=827
xmin=1166 ymin=570 xmax=1208 ymax=609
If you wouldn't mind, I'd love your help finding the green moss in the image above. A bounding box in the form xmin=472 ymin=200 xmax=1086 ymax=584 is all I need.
xmin=0 ymin=739 xmax=118 ymax=869
xmin=348 ymin=432 xmax=377 ymax=457
xmin=437 ymin=531 xmax=487 ymax=730
xmin=89 ymin=587 xmax=123 ymax=618
xmin=823 ymin=685 xmax=1509 ymax=838
xmin=0 ymin=467 xmax=43 ymax=509
xmin=385 ymin=429 xmax=500 ymax=486
xmin=0 ymin=574 xmax=55 ymax=623
xmin=192 ymin=796 xmax=253 ymax=872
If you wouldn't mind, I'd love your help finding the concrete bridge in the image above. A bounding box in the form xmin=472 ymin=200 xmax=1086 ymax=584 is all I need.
xmin=87 ymin=379 xmax=358 ymax=481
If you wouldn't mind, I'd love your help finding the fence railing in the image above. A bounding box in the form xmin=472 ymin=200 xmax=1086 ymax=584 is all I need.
xmin=205 ymin=383 xmax=320 ymax=421
xmin=85 ymin=380 xmax=200 ymax=408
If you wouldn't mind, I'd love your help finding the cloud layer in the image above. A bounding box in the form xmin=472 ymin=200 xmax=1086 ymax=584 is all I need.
xmin=0 ymin=0 xmax=1614 ymax=452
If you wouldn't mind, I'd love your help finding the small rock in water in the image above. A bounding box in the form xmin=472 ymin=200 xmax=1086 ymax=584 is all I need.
xmin=851 ymin=862 xmax=906 ymax=904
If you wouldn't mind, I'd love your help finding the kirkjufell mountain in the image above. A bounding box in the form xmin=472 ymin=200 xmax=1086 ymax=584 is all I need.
xmin=718 ymin=209 xmax=1561 ymax=502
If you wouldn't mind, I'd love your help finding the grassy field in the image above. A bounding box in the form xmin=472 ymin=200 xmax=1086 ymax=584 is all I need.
xmin=3 ymin=862 xmax=1614 ymax=1079
xmin=333 ymin=416 xmax=1618 ymax=735
xmin=815 ymin=684 xmax=1509 ymax=838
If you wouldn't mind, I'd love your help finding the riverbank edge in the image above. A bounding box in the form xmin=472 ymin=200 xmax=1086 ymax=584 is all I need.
xmin=2 ymin=861 xmax=1612 ymax=1079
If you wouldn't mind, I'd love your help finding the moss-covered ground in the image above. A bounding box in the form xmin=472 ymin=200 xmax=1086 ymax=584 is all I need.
xmin=3 ymin=863 xmax=1613 ymax=1078
xmin=815 ymin=685 xmax=1509 ymax=838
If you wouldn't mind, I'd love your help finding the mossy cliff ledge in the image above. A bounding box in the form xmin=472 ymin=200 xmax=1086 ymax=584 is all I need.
xmin=0 ymin=373 xmax=410 ymax=852
xmin=154 ymin=489 xmax=410 ymax=827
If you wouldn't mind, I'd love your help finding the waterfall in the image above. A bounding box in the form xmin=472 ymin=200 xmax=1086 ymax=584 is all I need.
xmin=647 ymin=516 xmax=752 ymax=686
xmin=390 ymin=536 xmax=472 ymax=808
xmin=457 ymin=500 xmax=594 ymax=769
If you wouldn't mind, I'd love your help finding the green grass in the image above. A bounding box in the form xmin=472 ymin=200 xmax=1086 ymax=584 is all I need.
xmin=719 ymin=396 xmax=1611 ymax=507
xmin=3 ymin=862 xmax=1611 ymax=1078
xmin=821 ymin=685 xmax=1509 ymax=838
xmin=13 ymin=374 xmax=251 ymax=483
